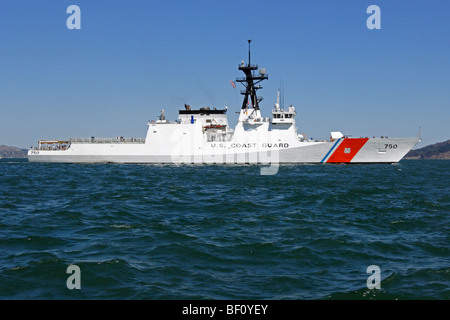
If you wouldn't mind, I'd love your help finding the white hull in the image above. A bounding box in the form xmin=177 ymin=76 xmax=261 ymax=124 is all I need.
xmin=28 ymin=126 xmax=420 ymax=165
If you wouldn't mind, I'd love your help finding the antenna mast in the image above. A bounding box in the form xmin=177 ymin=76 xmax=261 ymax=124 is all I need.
xmin=248 ymin=39 xmax=251 ymax=66
xmin=235 ymin=40 xmax=268 ymax=110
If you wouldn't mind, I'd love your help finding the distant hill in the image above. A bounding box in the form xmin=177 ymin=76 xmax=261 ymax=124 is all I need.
xmin=405 ymin=139 xmax=450 ymax=159
xmin=0 ymin=145 xmax=28 ymax=158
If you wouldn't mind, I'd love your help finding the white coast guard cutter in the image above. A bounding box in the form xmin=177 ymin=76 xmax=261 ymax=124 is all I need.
xmin=28 ymin=41 xmax=420 ymax=164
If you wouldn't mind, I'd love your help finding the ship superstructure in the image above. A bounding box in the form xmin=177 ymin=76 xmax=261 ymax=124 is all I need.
xmin=28 ymin=41 xmax=421 ymax=164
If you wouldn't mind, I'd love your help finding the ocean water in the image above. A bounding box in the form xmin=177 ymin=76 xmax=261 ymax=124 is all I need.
xmin=0 ymin=159 xmax=448 ymax=300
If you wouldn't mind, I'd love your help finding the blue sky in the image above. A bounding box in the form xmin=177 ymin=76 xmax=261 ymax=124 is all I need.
xmin=0 ymin=0 xmax=449 ymax=148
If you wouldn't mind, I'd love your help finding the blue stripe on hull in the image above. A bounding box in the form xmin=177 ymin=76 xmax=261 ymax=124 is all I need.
xmin=320 ymin=138 xmax=341 ymax=163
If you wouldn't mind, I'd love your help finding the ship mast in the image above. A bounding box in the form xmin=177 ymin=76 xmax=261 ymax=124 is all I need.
xmin=236 ymin=40 xmax=268 ymax=110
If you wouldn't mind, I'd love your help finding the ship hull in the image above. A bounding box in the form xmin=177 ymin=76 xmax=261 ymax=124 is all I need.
xmin=27 ymin=137 xmax=420 ymax=164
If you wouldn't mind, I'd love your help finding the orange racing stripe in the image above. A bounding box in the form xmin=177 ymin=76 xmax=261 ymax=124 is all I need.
xmin=326 ymin=138 xmax=369 ymax=163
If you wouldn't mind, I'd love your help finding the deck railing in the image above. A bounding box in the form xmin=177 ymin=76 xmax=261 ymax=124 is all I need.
xmin=70 ymin=137 xmax=146 ymax=144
